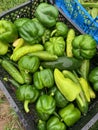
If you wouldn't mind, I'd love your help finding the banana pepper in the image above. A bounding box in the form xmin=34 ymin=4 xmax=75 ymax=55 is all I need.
xmin=54 ymin=68 xmax=81 ymax=101
xmin=62 ymin=70 xmax=89 ymax=115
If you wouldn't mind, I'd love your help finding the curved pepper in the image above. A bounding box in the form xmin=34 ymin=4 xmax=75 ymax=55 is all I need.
xmin=16 ymin=84 xmax=39 ymax=113
xmin=33 ymin=68 xmax=54 ymax=89
xmin=72 ymin=34 xmax=96 ymax=59
xmin=47 ymin=116 xmax=66 ymax=130
xmin=35 ymin=3 xmax=59 ymax=28
xmin=0 ymin=20 xmax=18 ymax=43
xmin=59 ymin=103 xmax=81 ymax=127
xmin=62 ymin=70 xmax=89 ymax=115
xmin=10 ymin=44 xmax=44 ymax=61
xmin=44 ymin=37 xmax=65 ymax=56
xmin=36 ymin=94 xmax=56 ymax=121
xmin=28 ymin=51 xmax=58 ymax=61
xmin=19 ymin=19 xmax=45 ymax=44
xmin=88 ymin=67 xmax=98 ymax=91
xmin=54 ymin=68 xmax=81 ymax=101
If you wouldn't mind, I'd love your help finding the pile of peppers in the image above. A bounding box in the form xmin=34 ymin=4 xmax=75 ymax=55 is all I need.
xmin=0 ymin=2 xmax=98 ymax=130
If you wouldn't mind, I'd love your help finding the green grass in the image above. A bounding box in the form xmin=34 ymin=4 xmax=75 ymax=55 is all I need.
xmin=0 ymin=0 xmax=28 ymax=14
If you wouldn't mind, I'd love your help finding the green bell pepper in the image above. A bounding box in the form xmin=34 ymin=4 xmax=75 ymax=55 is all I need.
xmin=88 ymin=67 xmax=98 ymax=91
xmin=36 ymin=94 xmax=56 ymax=121
xmin=16 ymin=84 xmax=39 ymax=113
xmin=18 ymin=55 xmax=40 ymax=84
xmin=37 ymin=120 xmax=46 ymax=130
xmin=35 ymin=3 xmax=59 ymax=28
xmin=44 ymin=37 xmax=65 ymax=56
xmin=0 ymin=20 xmax=18 ymax=43
xmin=48 ymin=86 xmax=69 ymax=108
xmin=33 ymin=68 xmax=54 ymax=89
xmin=18 ymin=55 xmax=40 ymax=73
xmin=51 ymin=22 xmax=68 ymax=38
xmin=19 ymin=19 xmax=45 ymax=44
xmin=72 ymin=34 xmax=97 ymax=59
xmin=47 ymin=116 xmax=66 ymax=130
xmin=59 ymin=103 xmax=81 ymax=126
xmin=0 ymin=40 xmax=8 ymax=55
xmin=14 ymin=18 xmax=30 ymax=30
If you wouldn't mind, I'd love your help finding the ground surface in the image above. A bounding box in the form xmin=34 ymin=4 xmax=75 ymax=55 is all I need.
xmin=0 ymin=89 xmax=25 ymax=130
xmin=0 ymin=1 xmax=28 ymax=130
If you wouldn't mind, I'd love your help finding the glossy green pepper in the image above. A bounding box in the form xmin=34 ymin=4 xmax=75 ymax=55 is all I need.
xmin=19 ymin=19 xmax=45 ymax=44
xmin=88 ymin=67 xmax=98 ymax=91
xmin=51 ymin=22 xmax=68 ymax=38
xmin=14 ymin=18 xmax=30 ymax=30
xmin=47 ymin=116 xmax=66 ymax=130
xmin=0 ymin=20 xmax=18 ymax=43
xmin=48 ymin=86 xmax=69 ymax=108
xmin=37 ymin=120 xmax=46 ymax=130
xmin=35 ymin=3 xmax=59 ymax=28
xmin=72 ymin=34 xmax=96 ymax=59
xmin=33 ymin=68 xmax=54 ymax=89
xmin=36 ymin=94 xmax=56 ymax=121
xmin=44 ymin=37 xmax=65 ymax=56
xmin=16 ymin=84 xmax=39 ymax=113
xmin=59 ymin=103 xmax=81 ymax=127
xmin=18 ymin=55 xmax=40 ymax=84
xmin=0 ymin=40 xmax=8 ymax=55
xmin=18 ymin=55 xmax=40 ymax=73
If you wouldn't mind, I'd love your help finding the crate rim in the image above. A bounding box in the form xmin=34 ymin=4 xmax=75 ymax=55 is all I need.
xmin=0 ymin=0 xmax=32 ymax=19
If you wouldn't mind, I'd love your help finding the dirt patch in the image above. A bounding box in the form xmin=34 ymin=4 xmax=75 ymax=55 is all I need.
xmin=0 ymin=90 xmax=10 ymax=130
xmin=0 ymin=89 xmax=25 ymax=130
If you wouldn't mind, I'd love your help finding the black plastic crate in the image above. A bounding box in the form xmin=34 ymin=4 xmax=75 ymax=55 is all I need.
xmin=0 ymin=0 xmax=98 ymax=130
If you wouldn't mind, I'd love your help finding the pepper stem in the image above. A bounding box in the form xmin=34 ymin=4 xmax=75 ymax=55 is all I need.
xmin=24 ymin=100 xmax=30 ymax=113
xmin=51 ymin=29 xmax=57 ymax=37
xmin=39 ymin=66 xmax=43 ymax=71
